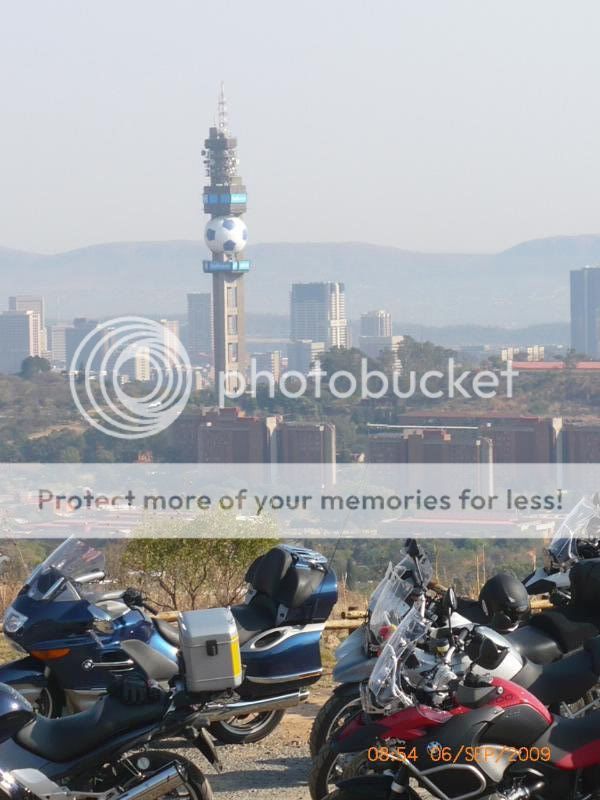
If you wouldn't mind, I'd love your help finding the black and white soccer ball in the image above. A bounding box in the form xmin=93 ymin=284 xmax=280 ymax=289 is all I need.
xmin=204 ymin=216 xmax=248 ymax=255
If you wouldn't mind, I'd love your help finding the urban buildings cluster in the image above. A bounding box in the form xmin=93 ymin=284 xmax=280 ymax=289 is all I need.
xmin=3 ymin=89 xmax=600 ymax=467
xmin=167 ymin=408 xmax=600 ymax=467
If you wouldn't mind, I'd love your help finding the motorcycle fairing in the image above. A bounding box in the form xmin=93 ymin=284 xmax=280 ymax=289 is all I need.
xmin=0 ymin=658 xmax=45 ymax=688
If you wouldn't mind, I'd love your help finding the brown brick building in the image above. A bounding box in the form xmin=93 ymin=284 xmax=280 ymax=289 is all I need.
xmin=276 ymin=421 xmax=336 ymax=463
xmin=386 ymin=414 xmax=559 ymax=463
xmin=561 ymin=423 xmax=600 ymax=462
xmin=368 ymin=427 xmax=492 ymax=464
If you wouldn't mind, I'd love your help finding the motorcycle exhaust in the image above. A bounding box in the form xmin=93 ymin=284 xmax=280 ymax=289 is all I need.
xmin=118 ymin=765 xmax=184 ymax=800
xmin=201 ymin=689 xmax=309 ymax=722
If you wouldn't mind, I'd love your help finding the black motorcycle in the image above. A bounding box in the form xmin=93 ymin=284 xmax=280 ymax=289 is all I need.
xmin=0 ymin=667 xmax=219 ymax=800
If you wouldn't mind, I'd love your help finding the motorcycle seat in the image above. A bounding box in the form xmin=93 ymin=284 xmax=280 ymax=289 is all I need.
xmin=246 ymin=546 xmax=326 ymax=610
xmin=14 ymin=693 xmax=168 ymax=762
xmin=230 ymin=600 xmax=278 ymax=645
xmin=529 ymin=609 xmax=600 ymax=654
xmin=533 ymin=708 xmax=600 ymax=770
xmin=514 ymin=638 xmax=600 ymax=707
xmin=506 ymin=625 xmax=564 ymax=664
xmin=153 ymin=618 xmax=180 ymax=648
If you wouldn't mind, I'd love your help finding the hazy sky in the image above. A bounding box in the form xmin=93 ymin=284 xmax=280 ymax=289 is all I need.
xmin=2 ymin=1 xmax=600 ymax=255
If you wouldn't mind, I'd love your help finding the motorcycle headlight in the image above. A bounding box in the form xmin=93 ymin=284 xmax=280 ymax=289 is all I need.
xmin=3 ymin=606 xmax=28 ymax=634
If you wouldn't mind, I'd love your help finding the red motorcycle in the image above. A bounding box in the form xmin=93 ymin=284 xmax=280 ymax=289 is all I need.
xmin=323 ymin=666 xmax=600 ymax=800
xmin=311 ymin=592 xmax=600 ymax=800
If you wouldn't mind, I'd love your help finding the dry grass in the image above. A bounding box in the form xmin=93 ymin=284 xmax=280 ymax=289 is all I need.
xmin=0 ymin=634 xmax=12 ymax=665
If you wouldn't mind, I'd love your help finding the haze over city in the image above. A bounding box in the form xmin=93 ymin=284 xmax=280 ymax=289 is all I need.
xmin=2 ymin=0 xmax=600 ymax=254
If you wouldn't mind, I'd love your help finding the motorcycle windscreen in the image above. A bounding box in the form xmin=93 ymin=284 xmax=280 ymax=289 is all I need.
xmin=367 ymin=599 xmax=430 ymax=712
xmin=25 ymin=538 xmax=105 ymax=601
xmin=369 ymin=550 xmax=433 ymax=643
xmin=548 ymin=496 xmax=600 ymax=566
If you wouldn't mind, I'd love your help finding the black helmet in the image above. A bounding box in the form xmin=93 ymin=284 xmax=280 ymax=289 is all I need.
xmin=479 ymin=573 xmax=530 ymax=632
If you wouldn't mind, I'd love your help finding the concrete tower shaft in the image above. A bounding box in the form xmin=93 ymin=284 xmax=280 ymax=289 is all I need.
xmin=202 ymin=84 xmax=250 ymax=394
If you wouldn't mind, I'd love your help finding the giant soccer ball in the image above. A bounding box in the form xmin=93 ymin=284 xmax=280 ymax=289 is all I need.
xmin=204 ymin=216 xmax=248 ymax=255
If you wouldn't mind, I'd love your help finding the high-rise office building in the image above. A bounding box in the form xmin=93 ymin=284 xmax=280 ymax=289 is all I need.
xmin=358 ymin=308 xmax=401 ymax=368
xmin=0 ymin=311 xmax=40 ymax=373
xmin=9 ymin=295 xmax=45 ymax=354
xmin=202 ymin=85 xmax=250 ymax=393
xmin=187 ymin=293 xmax=212 ymax=364
xmin=48 ymin=324 xmax=69 ymax=366
xmin=287 ymin=340 xmax=326 ymax=375
xmin=132 ymin=345 xmax=151 ymax=382
xmin=159 ymin=319 xmax=180 ymax=367
xmin=290 ymin=282 xmax=348 ymax=349
xmin=9 ymin=295 xmax=44 ymax=327
xmin=359 ymin=334 xmax=404 ymax=370
xmin=65 ymin=318 xmax=101 ymax=371
xmin=570 ymin=266 xmax=600 ymax=356
xmin=252 ymin=350 xmax=283 ymax=383
xmin=360 ymin=309 xmax=392 ymax=338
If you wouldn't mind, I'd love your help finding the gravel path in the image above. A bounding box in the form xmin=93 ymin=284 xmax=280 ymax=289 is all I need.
xmin=172 ymin=693 xmax=322 ymax=800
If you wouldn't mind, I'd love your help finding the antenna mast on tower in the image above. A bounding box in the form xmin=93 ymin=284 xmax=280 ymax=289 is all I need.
xmin=218 ymin=82 xmax=229 ymax=135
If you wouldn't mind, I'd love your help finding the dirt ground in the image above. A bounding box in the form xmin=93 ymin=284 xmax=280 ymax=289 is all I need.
xmin=128 ymin=687 xmax=333 ymax=800
xmin=203 ymin=690 xmax=328 ymax=799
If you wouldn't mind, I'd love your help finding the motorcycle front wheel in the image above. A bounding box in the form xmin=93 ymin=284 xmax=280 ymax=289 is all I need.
xmin=309 ymin=686 xmax=362 ymax=757
xmin=209 ymin=709 xmax=285 ymax=744
xmin=309 ymin=743 xmax=367 ymax=800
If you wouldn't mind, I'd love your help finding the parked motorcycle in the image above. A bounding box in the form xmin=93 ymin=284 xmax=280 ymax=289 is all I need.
xmin=0 ymin=597 xmax=253 ymax=800
xmin=1 ymin=538 xmax=337 ymax=745
xmin=322 ymin=619 xmax=600 ymax=800
xmin=310 ymin=580 xmax=600 ymax=799
xmin=524 ymin=493 xmax=600 ymax=596
xmin=309 ymin=540 xmax=435 ymax=757
xmin=311 ymin=524 xmax=600 ymax=760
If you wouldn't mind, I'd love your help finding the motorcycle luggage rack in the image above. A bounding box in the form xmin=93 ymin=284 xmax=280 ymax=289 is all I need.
xmin=561 ymin=686 xmax=600 ymax=718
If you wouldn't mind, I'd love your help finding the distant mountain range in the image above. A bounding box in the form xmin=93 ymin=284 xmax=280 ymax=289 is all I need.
xmin=0 ymin=234 xmax=598 ymax=327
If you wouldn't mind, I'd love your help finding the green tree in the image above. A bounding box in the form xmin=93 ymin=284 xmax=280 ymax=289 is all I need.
xmin=20 ymin=356 xmax=51 ymax=379
xmin=123 ymin=511 xmax=278 ymax=609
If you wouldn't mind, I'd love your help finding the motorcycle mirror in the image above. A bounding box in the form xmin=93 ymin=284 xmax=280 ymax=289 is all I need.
xmin=443 ymin=587 xmax=458 ymax=615
xmin=75 ymin=569 xmax=106 ymax=585
xmin=405 ymin=539 xmax=420 ymax=558
xmin=89 ymin=605 xmax=115 ymax=635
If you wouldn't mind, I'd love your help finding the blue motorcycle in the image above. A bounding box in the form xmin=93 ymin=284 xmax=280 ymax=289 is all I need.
xmin=1 ymin=538 xmax=337 ymax=744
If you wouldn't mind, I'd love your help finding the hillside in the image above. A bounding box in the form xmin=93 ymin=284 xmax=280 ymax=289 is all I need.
xmin=1 ymin=234 xmax=598 ymax=326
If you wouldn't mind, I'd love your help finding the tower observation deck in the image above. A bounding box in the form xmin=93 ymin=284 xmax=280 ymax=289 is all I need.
xmin=202 ymin=84 xmax=250 ymax=394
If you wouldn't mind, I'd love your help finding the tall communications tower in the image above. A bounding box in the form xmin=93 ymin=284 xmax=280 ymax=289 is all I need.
xmin=202 ymin=84 xmax=250 ymax=394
